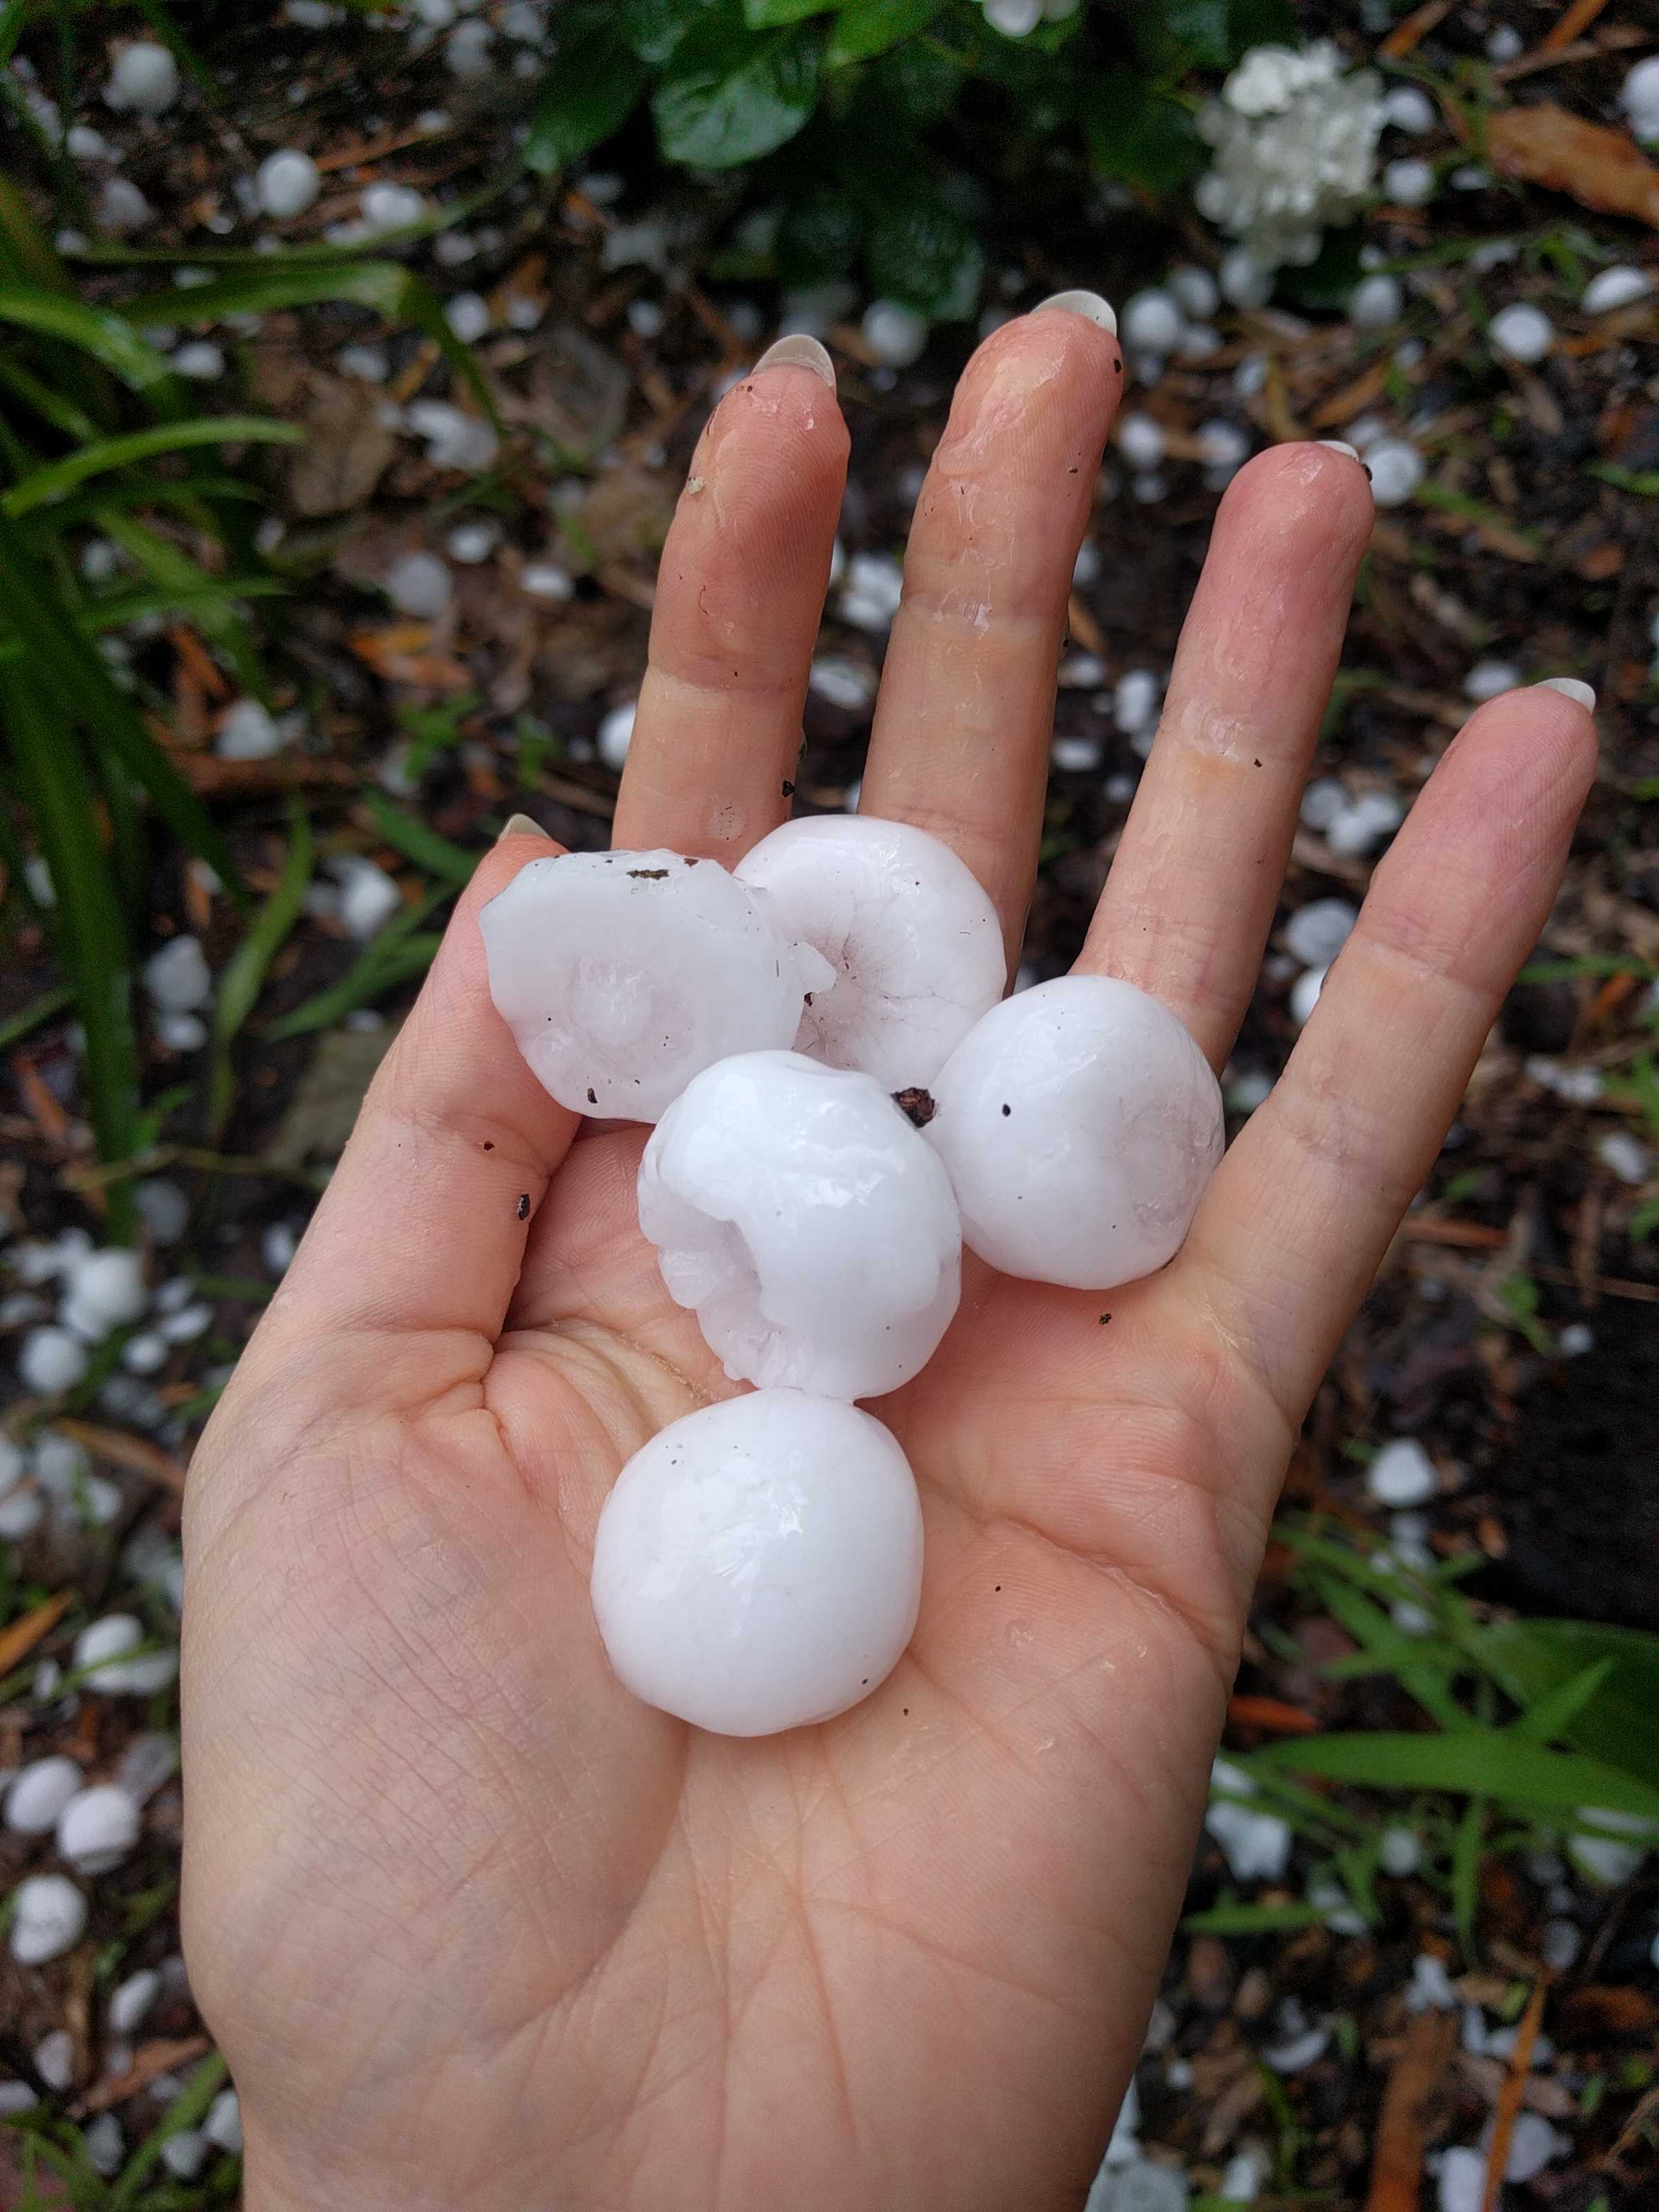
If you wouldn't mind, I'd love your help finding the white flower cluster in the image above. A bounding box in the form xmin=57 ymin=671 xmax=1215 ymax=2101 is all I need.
xmin=1196 ymin=41 xmax=1383 ymax=271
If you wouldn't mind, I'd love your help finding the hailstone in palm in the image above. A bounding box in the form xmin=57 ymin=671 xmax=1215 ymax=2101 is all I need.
xmin=733 ymin=815 xmax=1005 ymax=1088
xmin=482 ymin=850 xmax=832 ymax=1121
xmin=639 ymin=1051 xmax=961 ymax=1398
xmin=590 ymin=1389 xmax=924 ymax=1736
xmin=924 ymin=975 xmax=1224 ymax=1288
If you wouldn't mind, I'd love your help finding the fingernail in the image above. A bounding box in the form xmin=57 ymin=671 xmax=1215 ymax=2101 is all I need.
xmin=1033 ymin=290 xmax=1118 ymax=336
xmin=1536 ymin=677 xmax=1596 ymax=709
xmin=752 ymin=333 xmax=836 ymax=390
xmin=497 ymin=812 xmax=545 ymax=843
xmin=1316 ymin=439 xmax=1360 ymax=460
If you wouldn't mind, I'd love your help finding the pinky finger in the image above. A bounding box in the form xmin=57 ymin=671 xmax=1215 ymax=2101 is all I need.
xmin=1171 ymin=684 xmax=1598 ymax=1433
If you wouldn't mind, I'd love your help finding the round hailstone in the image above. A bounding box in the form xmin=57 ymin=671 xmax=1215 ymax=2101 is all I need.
xmin=1120 ymin=289 xmax=1183 ymax=353
xmin=1052 ymin=735 xmax=1103 ymax=773
xmin=1379 ymin=1825 xmax=1421 ymax=1877
xmin=1621 ymin=57 xmax=1659 ymax=138
xmin=590 ymin=1390 xmax=924 ymax=1736
xmin=256 ymin=149 xmax=320 ymax=218
xmin=1582 ymin=265 xmax=1653 ymax=315
xmin=1364 ymin=439 xmax=1424 ymax=508
xmin=1288 ymin=966 xmax=1327 ymax=1027
xmin=142 ymin=935 xmax=210 ymax=1012
xmin=733 ymin=814 xmax=1006 ymax=1089
xmin=97 ymin=177 xmax=150 ymax=234
xmin=73 ymin=1613 xmax=177 ymax=1696
xmin=384 ymin=550 xmax=451 ymax=618
xmin=445 ymin=290 xmax=491 ymax=344
xmin=1349 ymin=272 xmax=1403 ymax=328
xmin=10 ymin=1874 xmax=88 ymax=1965
xmin=597 ymin=702 xmax=635 ymax=771
xmin=1283 ymin=898 xmax=1356 ymax=968
xmin=1382 ymin=157 xmax=1435 ymax=205
xmin=361 ymin=180 xmax=426 ymax=233
xmin=1382 ymin=84 xmax=1435 ymax=133
xmin=216 ymin=697 xmax=283 ymax=762
xmin=1489 ymin=302 xmax=1554 ymax=364
xmin=639 ymin=1051 xmax=962 ymax=1398
xmin=109 ymin=1967 xmax=160 ymax=2034
xmin=106 ymin=40 xmax=178 ymax=114
xmin=1218 ymin=247 xmax=1274 ymax=309
xmin=861 ymin=299 xmax=929 ymax=368
xmin=924 ymin=975 xmax=1224 ymax=1289
xmin=1464 ymin=657 xmax=1522 ymax=702
xmin=1197 ymin=418 xmax=1250 ymax=469
xmin=173 ymin=341 xmax=224 ymax=381
xmin=19 ymin=1325 xmax=90 ymax=1395
xmin=1114 ymin=668 xmax=1162 ymax=735
xmin=64 ymin=1248 xmax=148 ymax=1333
xmin=1367 ymin=1437 xmax=1437 ymax=1506
xmin=1169 ymin=263 xmax=1219 ymax=319
xmin=481 ymin=850 xmax=832 ymax=1122
xmin=5 ymin=1756 xmax=84 ymax=1837
xmin=57 ymin=1784 xmax=140 ymax=1875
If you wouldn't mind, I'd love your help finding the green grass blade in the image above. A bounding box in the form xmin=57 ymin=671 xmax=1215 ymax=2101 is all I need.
xmin=0 ymin=282 xmax=180 ymax=395
xmin=1450 ymin=1795 xmax=1485 ymax=1953
xmin=100 ymin=508 xmax=278 ymax=696
xmin=0 ymin=669 xmax=138 ymax=1236
xmin=362 ymin=791 xmax=478 ymax=887
xmin=111 ymin=261 xmax=503 ymax=430
xmin=110 ymin=2049 xmax=228 ymax=2208
xmin=0 ymin=986 xmax=73 ymax=1049
xmin=1250 ymin=1730 xmax=1659 ymax=1820
xmin=3 ymin=416 xmax=300 ymax=517
xmin=0 ymin=351 xmax=101 ymax=441
xmin=78 ymin=577 xmax=288 ymax=634
xmin=209 ymin=802 xmax=312 ymax=1136
xmin=0 ymin=513 xmax=247 ymax=906
xmin=1180 ymin=1901 xmax=1327 ymax=1936
xmin=1508 ymin=1658 xmax=1618 ymax=1748
xmin=1475 ymin=1619 xmax=1659 ymax=1791
xmin=264 ymin=888 xmax=449 ymax=1041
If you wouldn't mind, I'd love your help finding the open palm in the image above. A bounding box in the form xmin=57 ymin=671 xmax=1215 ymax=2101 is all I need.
xmin=181 ymin=308 xmax=1595 ymax=2212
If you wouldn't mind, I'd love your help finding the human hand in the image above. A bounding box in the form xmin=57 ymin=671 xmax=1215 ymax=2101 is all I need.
xmin=181 ymin=304 xmax=1595 ymax=2211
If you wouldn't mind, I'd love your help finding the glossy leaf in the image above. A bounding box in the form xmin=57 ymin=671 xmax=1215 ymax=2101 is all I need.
xmin=827 ymin=0 xmax=942 ymax=66
xmin=654 ymin=17 xmax=821 ymax=168
xmin=525 ymin=25 xmax=646 ymax=174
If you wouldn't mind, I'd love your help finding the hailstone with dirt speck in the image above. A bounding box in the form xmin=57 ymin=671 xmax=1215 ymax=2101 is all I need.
xmin=639 ymin=1050 xmax=961 ymax=1398
xmin=923 ymin=975 xmax=1224 ymax=1288
xmin=482 ymin=850 xmax=833 ymax=1122
xmin=590 ymin=1389 xmax=924 ymax=1736
xmin=733 ymin=815 xmax=1005 ymax=1089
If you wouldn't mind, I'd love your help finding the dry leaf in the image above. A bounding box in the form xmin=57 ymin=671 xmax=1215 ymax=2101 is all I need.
xmin=1488 ymin=105 xmax=1659 ymax=227
xmin=289 ymin=374 xmax=399 ymax=517
xmin=0 ymin=1591 xmax=71 ymax=1675
xmin=347 ymin=623 xmax=471 ymax=689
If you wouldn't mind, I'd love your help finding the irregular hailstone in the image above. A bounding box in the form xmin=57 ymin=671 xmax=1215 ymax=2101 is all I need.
xmin=639 ymin=1051 xmax=962 ymax=1398
xmin=57 ymin=1784 xmax=140 ymax=1874
xmin=74 ymin=1613 xmax=178 ymax=1696
xmin=481 ymin=850 xmax=832 ymax=1122
xmin=62 ymin=1246 xmax=149 ymax=1336
xmin=5 ymin=1756 xmax=84 ymax=1837
xmin=733 ymin=816 xmax=1005 ymax=1089
xmin=924 ymin=975 xmax=1224 ymax=1289
xmin=590 ymin=1389 xmax=924 ymax=1736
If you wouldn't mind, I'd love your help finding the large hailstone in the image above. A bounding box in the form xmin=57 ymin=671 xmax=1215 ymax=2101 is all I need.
xmin=924 ymin=975 xmax=1224 ymax=1289
xmin=590 ymin=1390 xmax=924 ymax=1736
xmin=733 ymin=815 xmax=1006 ymax=1089
xmin=481 ymin=850 xmax=832 ymax=1122
xmin=639 ymin=1051 xmax=962 ymax=1399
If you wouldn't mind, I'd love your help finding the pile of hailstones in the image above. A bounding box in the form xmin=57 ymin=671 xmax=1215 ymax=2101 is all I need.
xmin=484 ymin=820 xmax=1225 ymax=1738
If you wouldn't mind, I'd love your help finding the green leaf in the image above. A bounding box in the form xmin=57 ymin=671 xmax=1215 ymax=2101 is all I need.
xmin=1085 ymin=73 xmax=1206 ymax=194
xmin=776 ymin=187 xmax=863 ymax=282
xmin=1450 ymin=1794 xmax=1485 ymax=1953
xmin=1228 ymin=0 xmax=1297 ymax=49
xmin=826 ymin=0 xmax=941 ymax=64
xmin=3 ymin=417 xmax=300 ymax=518
xmin=1250 ymin=1730 xmax=1659 ymax=1821
xmin=1478 ymin=1620 xmax=1659 ymax=1793
xmin=208 ymin=802 xmax=313 ymax=1138
xmin=97 ymin=509 xmax=274 ymax=697
xmin=653 ymin=16 xmax=822 ymax=168
xmin=621 ymin=0 xmax=726 ymax=64
xmin=744 ymin=0 xmax=831 ymax=20
xmin=0 ymin=987 xmax=72 ymax=1051
xmin=109 ymin=2050 xmax=228 ymax=2208
xmin=1508 ymin=1658 xmax=1618 ymax=1749
xmin=865 ymin=192 xmax=982 ymax=319
xmin=362 ymin=791 xmax=478 ymax=888
xmin=264 ymin=888 xmax=449 ymax=1042
xmin=1181 ymin=1901 xmax=1327 ymax=1935
xmin=524 ymin=28 xmax=647 ymax=174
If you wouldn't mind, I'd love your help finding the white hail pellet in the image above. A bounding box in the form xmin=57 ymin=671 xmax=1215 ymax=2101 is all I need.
xmin=1169 ymin=264 xmax=1219 ymax=319
xmin=1349 ymin=272 xmax=1403 ymax=328
xmin=1362 ymin=438 xmax=1423 ymax=507
xmin=160 ymin=2131 xmax=209 ymax=2180
xmin=1113 ymin=667 xmax=1161 ymax=733
xmin=590 ymin=1390 xmax=924 ymax=1736
xmin=1582 ymin=265 xmax=1652 ymax=314
xmin=256 ymin=149 xmax=321 ymax=218
xmin=216 ymin=697 xmax=283 ymax=761
xmin=106 ymin=40 xmax=178 ymax=114
xmin=639 ymin=1051 xmax=961 ymax=1398
xmin=205 ymin=2088 xmax=243 ymax=2153
xmin=5 ymin=1756 xmax=84 ymax=1836
xmin=97 ymin=178 xmax=151 ymax=234
xmin=1052 ymin=735 xmax=1103 ymax=773
xmin=10 ymin=1874 xmax=88 ymax=1965
xmin=1380 ymin=1826 xmax=1421 ymax=1877
xmin=384 ymin=550 xmax=451 ymax=617
xmin=1219 ymin=247 xmax=1274 ymax=309
xmin=482 ymin=850 xmax=830 ymax=1122
xmin=1283 ymin=898 xmax=1356 ymax=968
xmin=1489 ymin=302 xmax=1554 ymax=364
xmin=35 ymin=2030 xmax=74 ymax=2091
xmin=109 ymin=1967 xmax=160 ymax=2034
xmin=1382 ymin=85 xmax=1435 ymax=134
xmin=1288 ymin=966 xmax=1327 ymax=1027
xmin=444 ymin=520 xmax=498 ymax=564
xmin=73 ymin=1613 xmax=178 ymax=1696
xmin=64 ymin=1247 xmax=148 ymax=1331
xmin=361 ymin=181 xmax=426 ymax=233
xmin=173 ymin=341 xmax=224 ymax=380
xmin=1197 ymin=418 xmax=1250 ymax=469
xmin=1382 ymin=158 xmax=1435 ymax=205
xmin=1367 ymin=1437 xmax=1437 ymax=1506
xmin=1621 ymin=57 xmax=1659 ymax=138
xmin=1120 ymin=290 xmax=1183 ymax=354
xmin=807 ymin=655 xmax=875 ymax=712
xmin=143 ymin=935 xmax=211 ymax=1012
xmin=57 ymin=1784 xmax=140 ymax=1874
xmin=330 ymin=856 xmax=402 ymax=941
xmin=19 ymin=1326 xmax=89 ymax=1395
xmin=1464 ymin=657 xmax=1521 ymax=702
xmin=924 ymin=975 xmax=1224 ymax=1289
xmin=1569 ymin=1808 xmax=1653 ymax=1886
xmin=861 ymin=300 xmax=928 ymax=368
xmin=733 ymin=815 xmax=1005 ymax=1089
xmin=597 ymin=702 xmax=635 ymax=771
xmin=445 ymin=291 xmax=490 ymax=343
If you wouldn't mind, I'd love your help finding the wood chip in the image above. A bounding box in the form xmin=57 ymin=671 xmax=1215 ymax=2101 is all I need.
xmin=53 ymin=1418 xmax=188 ymax=1494
xmin=1367 ymin=2005 xmax=1459 ymax=2212
xmin=73 ymin=2036 xmax=210 ymax=2117
xmin=0 ymin=1591 xmax=71 ymax=1676
xmin=1380 ymin=0 xmax=1453 ymax=58
xmin=1487 ymin=105 xmax=1659 ymax=228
